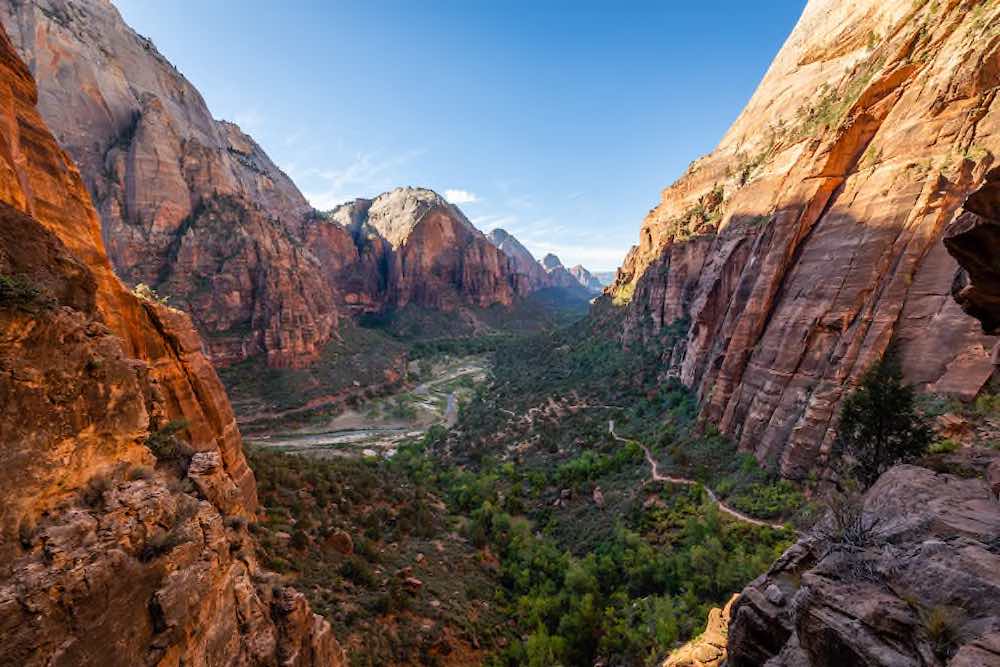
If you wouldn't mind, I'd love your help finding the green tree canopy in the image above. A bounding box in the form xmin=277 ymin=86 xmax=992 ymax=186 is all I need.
xmin=834 ymin=352 xmax=933 ymax=489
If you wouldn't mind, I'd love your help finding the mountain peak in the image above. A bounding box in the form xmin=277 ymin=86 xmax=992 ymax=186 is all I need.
xmin=540 ymin=253 xmax=564 ymax=271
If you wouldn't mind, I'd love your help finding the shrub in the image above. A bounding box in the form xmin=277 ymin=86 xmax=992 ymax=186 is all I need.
xmin=18 ymin=517 xmax=36 ymax=549
xmin=813 ymin=488 xmax=880 ymax=549
xmin=132 ymin=282 xmax=169 ymax=305
xmin=145 ymin=419 xmax=191 ymax=461
xmin=928 ymin=439 xmax=959 ymax=455
xmin=81 ymin=471 xmax=114 ymax=507
xmin=225 ymin=516 xmax=248 ymax=531
xmin=339 ymin=557 xmax=377 ymax=587
xmin=126 ymin=464 xmax=155 ymax=481
xmin=920 ymin=605 xmax=963 ymax=660
xmin=0 ymin=274 xmax=49 ymax=309
xmin=140 ymin=527 xmax=188 ymax=561
xmin=834 ymin=353 xmax=933 ymax=488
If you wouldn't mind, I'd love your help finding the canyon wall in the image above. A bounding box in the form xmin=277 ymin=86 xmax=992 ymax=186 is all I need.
xmin=0 ymin=25 xmax=342 ymax=665
xmin=488 ymin=227 xmax=553 ymax=292
xmin=610 ymin=0 xmax=1000 ymax=478
xmin=315 ymin=187 xmax=523 ymax=312
xmin=1 ymin=0 xmax=532 ymax=372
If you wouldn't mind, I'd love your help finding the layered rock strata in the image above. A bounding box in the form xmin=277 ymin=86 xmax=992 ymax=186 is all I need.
xmin=727 ymin=464 xmax=1000 ymax=666
xmin=610 ymin=0 xmax=1000 ymax=478
xmin=0 ymin=25 xmax=342 ymax=665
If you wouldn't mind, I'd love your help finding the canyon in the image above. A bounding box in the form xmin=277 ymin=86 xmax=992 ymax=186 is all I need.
xmin=2 ymin=0 xmax=1000 ymax=665
xmin=0 ymin=25 xmax=341 ymax=665
xmin=609 ymin=0 xmax=1000 ymax=479
xmin=0 ymin=0 xmax=598 ymax=380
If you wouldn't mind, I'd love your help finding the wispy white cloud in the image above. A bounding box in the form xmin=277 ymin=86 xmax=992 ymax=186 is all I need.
xmin=444 ymin=189 xmax=480 ymax=204
xmin=471 ymin=214 xmax=520 ymax=231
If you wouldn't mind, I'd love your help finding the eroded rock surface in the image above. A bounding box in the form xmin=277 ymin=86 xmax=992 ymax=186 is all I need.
xmin=0 ymin=1 xmax=534 ymax=371
xmin=569 ymin=264 xmax=604 ymax=294
xmin=313 ymin=187 xmax=525 ymax=311
xmin=488 ymin=227 xmax=552 ymax=292
xmin=610 ymin=0 xmax=1000 ymax=478
xmin=663 ymin=594 xmax=737 ymax=667
xmin=727 ymin=464 xmax=1000 ymax=667
xmin=945 ymin=165 xmax=1000 ymax=334
xmin=0 ymin=25 xmax=342 ymax=665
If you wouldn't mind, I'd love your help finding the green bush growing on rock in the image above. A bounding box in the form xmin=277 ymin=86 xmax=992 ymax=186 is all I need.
xmin=834 ymin=353 xmax=933 ymax=489
xmin=145 ymin=419 xmax=191 ymax=461
xmin=0 ymin=274 xmax=51 ymax=310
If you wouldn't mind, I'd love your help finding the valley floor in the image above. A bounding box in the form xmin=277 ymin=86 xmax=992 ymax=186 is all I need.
xmin=245 ymin=312 xmax=804 ymax=666
xmin=245 ymin=354 xmax=488 ymax=459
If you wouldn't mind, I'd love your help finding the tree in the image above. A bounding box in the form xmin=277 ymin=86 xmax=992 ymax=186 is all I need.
xmin=834 ymin=352 xmax=933 ymax=489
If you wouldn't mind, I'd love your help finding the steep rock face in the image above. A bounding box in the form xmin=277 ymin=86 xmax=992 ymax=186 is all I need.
xmin=945 ymin=165 xmax=1000 ymax=333
xmin=568 ymin=264 xmax=604 ymax=294
xmin=309 ymin=187 xmax=524 ymax=312
xmin=727 ymin=464 xmax=1000 ymax=666
xmin=662 ymin=594 xmax=737 ymax=667
xmin=1 ymin=0 xmax=345 ymax=367
xmin=611 ymin=0 xmax=1000 ymax=478
xmin=541 ymin=252 xmax=585 ymax=289
xmin=488 ymin=227 xmax=552 ymax=292
xmin=0 ymin=26 xmax=342 ymax=665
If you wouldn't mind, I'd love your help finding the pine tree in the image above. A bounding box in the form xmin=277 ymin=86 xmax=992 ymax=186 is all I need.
xmin=834 ymin=352 xmax=933 ymax=489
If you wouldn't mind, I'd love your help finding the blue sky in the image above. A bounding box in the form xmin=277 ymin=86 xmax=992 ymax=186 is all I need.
xmin=115 ymin=1 xmax=805 ymax=271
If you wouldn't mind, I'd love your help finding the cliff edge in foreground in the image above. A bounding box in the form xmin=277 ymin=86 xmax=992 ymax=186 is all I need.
xmin=0 ymin=25 xmax=343 ymax=666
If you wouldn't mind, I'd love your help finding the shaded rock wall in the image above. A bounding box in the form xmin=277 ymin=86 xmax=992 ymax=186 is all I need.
xmin=0 ymin=25 xmax=342 ymax=665
xmin=488 ymin=227 xmax=552 ymax=292
xmin=945 ymin=165 xmax=1000 ymax=333
xmin=610 ymin=0 xmax=1000 ymax=478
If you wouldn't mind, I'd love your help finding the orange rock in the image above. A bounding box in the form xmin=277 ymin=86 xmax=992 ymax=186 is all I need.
xmin=0 ymin=25 xmax=342 ymax=666
xmin=325 ymin=529 xmax=354 ymax=555
xmin=610 ymin=0 xmax=1000 ymax=478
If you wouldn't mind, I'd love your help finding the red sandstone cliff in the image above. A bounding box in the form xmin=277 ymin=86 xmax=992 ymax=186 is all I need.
xmin=1 ymin=0 xmax=532 ymax=372
xmin=610 ymin=0 xmax=1000 ymax=479
xmin=1 ymin=0 xmax=344 ymax=369
xmin=309 ymin=187 xmax=525 ymax=313
xmin=487 ymin=227 xmax=552 ymax=292
xmin=0 ymin=25 xmax=343 ymax=665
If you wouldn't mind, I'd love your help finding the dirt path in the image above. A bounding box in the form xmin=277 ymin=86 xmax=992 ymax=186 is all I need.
xmin=609 ymin=421 xmax=786 ymax=530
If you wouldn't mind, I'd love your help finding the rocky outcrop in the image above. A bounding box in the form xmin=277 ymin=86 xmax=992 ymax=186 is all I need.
xmin=610 ymin=0 xmax=1000 ymax=478
xmin=945 ymin=165 xmax=1000 ymax=334
xmin=663 ymin=594 xmax=737 ymax=667
xmin=569 ymin=264 xmax=603 ymax=294
xmin=727 ymin=464 xmax=1000 ymax=666
xmin=1 ymin=1 xmax=534 ymax=371
xmin=0 ymin=25 xmax=342 ymax=665
xmin=309 ymin=187 xmax=525 ymax=312
xmin=540 ymin=252 xmax=586 ymax=290
xmin=488 ymin=227 xmax=552 ymax=292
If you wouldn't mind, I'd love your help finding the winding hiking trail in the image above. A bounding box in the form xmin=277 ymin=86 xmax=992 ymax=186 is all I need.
xmin=609 ymin=420 xmax=787 ymax=530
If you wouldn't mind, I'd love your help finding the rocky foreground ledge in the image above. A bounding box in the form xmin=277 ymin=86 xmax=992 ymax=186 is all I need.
xmin=725 ymin=463 xmax=1000 ymax=666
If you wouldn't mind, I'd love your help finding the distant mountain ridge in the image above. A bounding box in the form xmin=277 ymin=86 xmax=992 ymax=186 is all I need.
xmin=487 ymin=229 xmax=603 ymax=295
xmin=0 ymin=0 xmax=539 ymax=371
